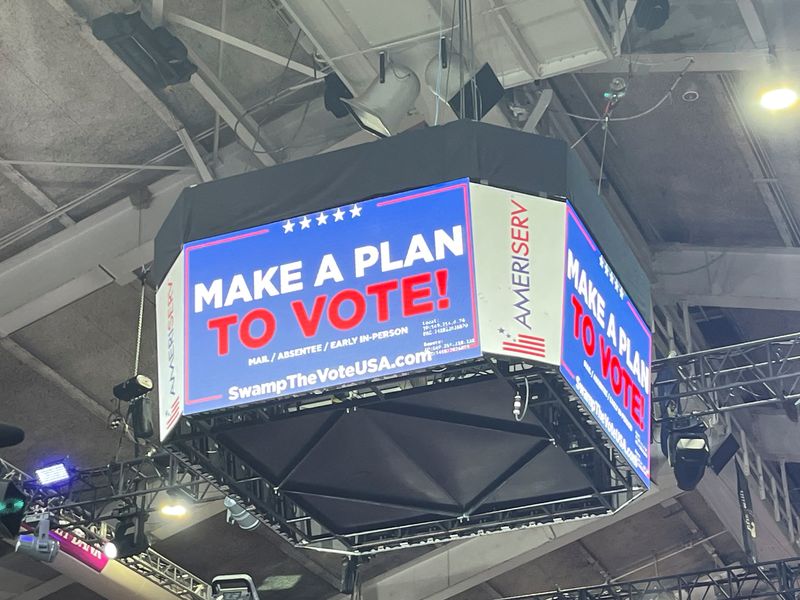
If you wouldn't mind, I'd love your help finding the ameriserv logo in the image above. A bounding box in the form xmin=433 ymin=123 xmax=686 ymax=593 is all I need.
xmin=164 ymin=280 xmax=181 ymax=432
xmin=502 ymin=197 xmax=548 ymax=359
xmin=509 ymin=198 xmax=532 ymax=330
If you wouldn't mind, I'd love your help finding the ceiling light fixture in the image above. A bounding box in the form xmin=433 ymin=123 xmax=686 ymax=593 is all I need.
xmin=35 ymin=462 xmax=71 ymax=487
xmin=15 ymin=514 xmax=59 ymax=563
xmin=224 ymin=497 xmax=260 ymax=531
xmin=666 ymin=416 xmax=709 ymax=491
xmin=112 ymin=514 xmax=150 ymax=559
xmin=160 ymin=503 xmax=188 ymax=518
xmin=760 ymin=87 xmax=798 ymax=111
xmin=103 ymin=541 xmax=119 ymax=560
xmin=343 ymin=59 xmax=420 ymax=138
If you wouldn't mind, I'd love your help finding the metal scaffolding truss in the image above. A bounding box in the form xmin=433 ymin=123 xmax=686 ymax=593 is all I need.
xmin=18 ymin=451 xmax=224 ymax=524
xmin=168 ymin=357 xmax=644 ymax=555
xmin=500 ymin=556 xmax=800 ymax=600
xmin=0 ymin=456 xmax=211 ymax=600
xmin=651 ymin=329 xmax=800 ymax=550
xmin=651 ymin=331 xmax=800 ymax=417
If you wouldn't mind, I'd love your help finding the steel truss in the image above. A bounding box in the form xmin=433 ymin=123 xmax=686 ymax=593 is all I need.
xmin=500 ymin=556 xmax=800 ymax=600
xmin=0 ymin=456 xmax=211 ymax=600
xmin=651 ymin=331 xmax=800 ymax=418
xmin=168 ymin=357 xmax=644 ymax=555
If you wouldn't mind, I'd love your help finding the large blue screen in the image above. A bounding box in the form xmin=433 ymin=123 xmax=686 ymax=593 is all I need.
xmin=182 ymin=179 xmax=481 ymax=413
xmin=560 ymin=202 xmax=652 ymax=486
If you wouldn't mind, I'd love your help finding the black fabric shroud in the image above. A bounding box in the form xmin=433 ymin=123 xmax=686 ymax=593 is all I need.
xmin=154 ymin=120 xmax=651 ymax=322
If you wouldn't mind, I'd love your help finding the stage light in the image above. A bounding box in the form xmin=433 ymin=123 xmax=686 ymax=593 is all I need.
xmin=113 ymin=515 xmax=150 ymax=558
xmin=160 ymin=502 xmax=187 ymax=518
xmin=15 ymin=514 xmax=58 ymax=563
xmin=224 ymin=497 xmax=260 ymax=531
xmin=35 ymin=463 xmax=70 ymax=486
xmin=667 ymin=417 xmax=709 ymax=491
xmin=113 ymin=374 xmax=153 ymax=402
xmin=760 ymin=87 xmax=798 ymax=111
xmin=103 ymin=541 xmax=118 ymax=559
xmin=343 ymin=61 xmax=420 ymax=137
xmin=0 ymin=481 xmax=26 ymax=539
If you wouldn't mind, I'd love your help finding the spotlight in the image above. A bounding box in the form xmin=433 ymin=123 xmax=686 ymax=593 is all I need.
xmin=0 ymin=481 xmax=27 ymax=539
xmin=343 ymin=61 xmax=420 ymax=137
xmin=224 ymin=497 xmax=260 ymax=531
xmin=760 ymin=87 xmax=798 ymax=111
xmin=103 ymin=541 xmax=118 ymax=559
xmin=35 ymin=462 xmax=71 ymax=487
xmin=112 ymin=515 xmax=149 ymax=558
xmin=15 ymin=514 xmax=59 ymax=563
xmin=667 ymin=416 xmax=709 ymax=491
xmin=160 ymin=502 xmax=187 ymax=518
xmin=113 ymin=374 xmax=153 ymax=402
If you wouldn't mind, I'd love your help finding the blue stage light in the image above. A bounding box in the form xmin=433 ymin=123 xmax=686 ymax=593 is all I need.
xmin=35 ymin=463 xmax=70 ymax=486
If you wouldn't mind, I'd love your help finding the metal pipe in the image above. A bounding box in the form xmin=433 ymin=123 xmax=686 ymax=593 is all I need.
xmin=609 ymin=530 xmax=726 ymax=582
xmin=0 ymin=159 xmax=194 ymax=171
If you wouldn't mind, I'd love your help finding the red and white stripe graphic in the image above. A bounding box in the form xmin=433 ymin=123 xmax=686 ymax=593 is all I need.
xmin=501 ymin=333 xmax=546 ymax=358
xmin=166 ymin=397 xmax=182 ymax=430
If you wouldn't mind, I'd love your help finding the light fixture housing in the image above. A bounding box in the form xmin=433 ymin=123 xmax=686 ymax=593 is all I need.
xmin=667 ymin=417 xmax=709 ymax=491
xmin=35 ymin=462 xmax=71 ymax=486
xmin=112 ymin=515 xmax=150 ymax=559
xmin=343 ymin=62 xmax=420 ymax=137
xmin=0 ymin=481 xmax=27 ymax=539
xmin=224 ymin=497 xmax=260 ymax=531
xmin=15 ymin=514 xmax=59 ymax=563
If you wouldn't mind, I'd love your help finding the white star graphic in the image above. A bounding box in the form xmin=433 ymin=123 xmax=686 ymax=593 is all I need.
xmin=349 ymin=204 xmax=362 ymax=218
xmin=333 ymin=207 xmax=345 ymax=222
xmin=299 ymin=215 xmax=311 ymax=229
xmin=282 ymin=219 xmax=295 ymax=233
xmin=316 ymin=212 xmax=329 ymax=226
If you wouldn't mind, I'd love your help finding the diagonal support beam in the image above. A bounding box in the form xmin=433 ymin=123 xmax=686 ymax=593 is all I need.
xmin=46 ymin=1 xmax=214 ymax=183
xmin=189 ymin=74 xmax=277 ymax=167
xmin=183 ymin=45 xmax=278 ymax=166
xmin=737 ymin=0 xmax=769 ymax=49
xmin=654 ymin=245 xmax=800 ymax=311
xmin=0 ymin=158 xmax=75 ymax=228
xmin=166 ymin=12 xmax=317 ymax=78
xmin=46 ymin=0 xmax=179 ymax=129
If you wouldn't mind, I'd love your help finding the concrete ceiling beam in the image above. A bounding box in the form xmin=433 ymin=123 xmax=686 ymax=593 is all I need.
xmin=0 ymin=158 xmax=75 ymax=228
xmin=654 ymin=244 xmax=800 ymax=311
xmin=582 ymin=50 xmax=800 ymax=73
xmin=166 ymin=12 xmax=318 ymax=79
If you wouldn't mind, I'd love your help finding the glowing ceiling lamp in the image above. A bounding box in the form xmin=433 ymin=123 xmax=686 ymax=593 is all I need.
xmin=35 ymin=462 xmax=71 ymax=486
xmin=160 ymin=503 xmax=188 ymax=518
xmin=760 ymin=87 xmax=798 ymax=111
